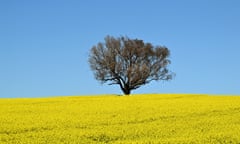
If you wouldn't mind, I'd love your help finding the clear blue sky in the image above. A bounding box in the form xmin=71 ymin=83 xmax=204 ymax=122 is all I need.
xmin=0 ymin=0 xmax=240 ymax=97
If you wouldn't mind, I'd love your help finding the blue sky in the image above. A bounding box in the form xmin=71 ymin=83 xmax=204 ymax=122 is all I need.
xmin=0 ymin=0 xmax=240 ymax=97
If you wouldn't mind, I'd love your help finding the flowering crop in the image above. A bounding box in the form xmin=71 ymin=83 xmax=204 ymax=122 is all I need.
xmin=0 ymin=94 xmax=240 ymax=143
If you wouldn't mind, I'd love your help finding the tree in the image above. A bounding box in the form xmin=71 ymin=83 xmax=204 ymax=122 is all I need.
xmin=89 ymin=35 xmax=174 ymax=95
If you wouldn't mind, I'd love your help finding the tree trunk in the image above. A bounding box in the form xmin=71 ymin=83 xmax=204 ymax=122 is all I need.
xmin=119 ymin=83 xmax=131 ymax=95
xmin=123 ymin=88 xmax=131 ymax=95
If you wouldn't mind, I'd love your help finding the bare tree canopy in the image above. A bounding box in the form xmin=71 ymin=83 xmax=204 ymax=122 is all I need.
xmin=89 ymin=35 xmax=174 ymax=95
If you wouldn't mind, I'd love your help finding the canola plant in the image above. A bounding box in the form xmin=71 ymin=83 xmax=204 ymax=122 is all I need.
xmin=0 ymin=94 xmax=240 ymax=144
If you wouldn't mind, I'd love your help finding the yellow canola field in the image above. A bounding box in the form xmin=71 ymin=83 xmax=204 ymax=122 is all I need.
xmin=0 ymin=94 xmax=240 ymax=144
